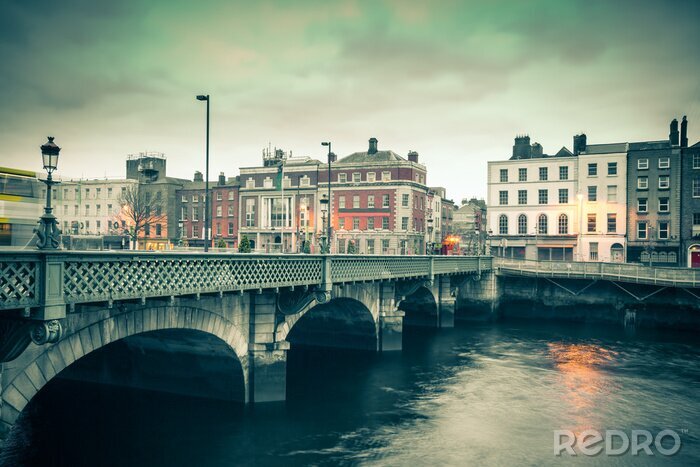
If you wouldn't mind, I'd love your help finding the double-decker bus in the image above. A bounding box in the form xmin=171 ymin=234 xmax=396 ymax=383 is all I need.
xmin=0 ymin=167 xmax=43 ymax=247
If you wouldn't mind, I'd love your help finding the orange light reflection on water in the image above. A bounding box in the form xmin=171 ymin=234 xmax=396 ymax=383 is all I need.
xmin=548 ymin=342 xmax=618 ymax=434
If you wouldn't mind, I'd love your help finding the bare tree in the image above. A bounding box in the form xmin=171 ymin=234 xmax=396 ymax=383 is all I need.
xmin=116 ymin=184 xmax=165 ymax=250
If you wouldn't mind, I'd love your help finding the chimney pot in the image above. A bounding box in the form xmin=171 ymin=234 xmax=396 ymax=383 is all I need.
xmin=368 ymin=137 xmax=378 ymax=155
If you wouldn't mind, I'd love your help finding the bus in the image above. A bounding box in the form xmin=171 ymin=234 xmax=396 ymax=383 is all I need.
xmin=0 ymin=167 xmax=43 ymax=247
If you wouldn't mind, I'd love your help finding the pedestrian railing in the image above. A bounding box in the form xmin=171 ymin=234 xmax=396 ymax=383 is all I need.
xmin=495 ymin=257 xmax=700 ymax=288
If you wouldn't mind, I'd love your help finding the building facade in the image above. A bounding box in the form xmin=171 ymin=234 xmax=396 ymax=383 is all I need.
xmin=487 ymin=136 xmax=579 ymax=260
xmin=678 ymin=117 xmax=700 ymax=266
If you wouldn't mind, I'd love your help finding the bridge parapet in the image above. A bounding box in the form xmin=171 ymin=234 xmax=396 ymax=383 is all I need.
xmin=1 ymin=252 xmax=492 ymax=316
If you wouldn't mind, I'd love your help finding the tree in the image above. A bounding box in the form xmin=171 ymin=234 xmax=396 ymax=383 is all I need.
xmin=215 ymin=238 xmax=227 ymax=248
xmin=239 ymin=235 xmax=251 ymax=253
xmin=116 ymin=184 xmax=165 ymax=250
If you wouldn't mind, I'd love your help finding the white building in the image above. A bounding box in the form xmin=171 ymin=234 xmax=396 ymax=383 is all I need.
xmin=575 ymin=143 xmax=628 ymax=262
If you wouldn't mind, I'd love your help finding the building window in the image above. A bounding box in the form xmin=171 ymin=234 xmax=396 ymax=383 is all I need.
xmin=518 ymin=190 xmax=527 ymax=205
xmin=181 ymin=195 xmax=187 ymax=203
xmin=589 ymin=242 xmax=599 ymax=261
xmin=368 ymin=195 xmax=375 ymax=208
xmin=402 ymin=217 xmax=409 ymax=230
xmin=353 ymin=195 xmax=360 ymax=209
xmin=694 ymin=213 xmax=700 ymax=226
xmin=228 ymin=205 xmax=234 ymax=216
xmin=499 ymin=169 xmax=508 ymax=182
xmin=96 ymin=204 xmax=101 ymax=216
xmin=367 ymin=172 xmax=376 ymax=182
xmin=658 ymin=176 xmax=669 ymax=189
xmin=694 ymin=154 xmax=700 ymax=169
xmin=96 ymin=220 xmax=101 ymax=231
xmin=382 ymin=171 xmax=391 ymax=181
xmin=499 ymin=215 xmax=508 ymax=235
xmin=499 ymin=191 xmax=508 ymax=205
xmin=637 ymin=177 xmax=648 ymax=190
xmin=587 ymin=213 xmax=596 ymax=233
xmin=107 ymin=187 xmax=112 ymax=197
xmin=381 ymin=239 xmax=390 ymax=254
xmin=659 ymin=198 xmax=669 ymax=212
xmin=192 ymin=207 xmax=198 ymax=221
xmin=228 ymin=223 xmax=234 ymax=235
xmin=607 ymin=185 xmax=617 ymax=202
xmin=216 ymin=192 xmax=222 ymax=201
xmin=191 ymin=225 xmax=198 ymax=238
xmin=352 ymin=173 xmax=361 ymax=182
xmin=181 ymin=206 xmax=187 ymax=220
xmin=228 ymin=191 xmax=235 ymax=200
xmin=518 ymin=214 xmax=527 ymax=234
xmin=538 ymin=189 xmax=548 ymax=205
xmin=382 ymin=195 xmax=390 ymax=208
xmin=85 ymin=205 xmax=90 ymax=215
xmin=537 ymin=214 xmax=547 ymax=235
xmin=607 ymin=213 xmax=617 ymax=233
xmin=559 ymin=166 xmax=568 ymax=181
xmin=338 ymin=173 xmax=347 ymax=183
xmin=588 ymin=186 xmax=597 ymax=202
xmin=637 ymin=222 xmax=647 ymax=239
xmin=339 ymin=217 xmax=346 ymax=230
xmin=368 ymin=217 xmax=374 ymax=230
xmin=402 ymin=194 xmax=409 ymax=207
xmin=607 ymin=162 xmax=617 ymax=175
xmin=694 ymin=177 xmax=700 ymax=197
xmin=339 ymin=196 xmax=346 ymax=209
xmin=588 ymin=163 xmax=598 ymax=176
xmin=518 ymin=168 xmax=527 ymax=182
xmin=539 ymin=167 xmax=548 ymax=181
xmin=382 ymin=217 xmax=389 ymax=229
xmin=338 ymin=239 xmax=346 ymax=254
xmin=216 ymin=205 xmax=222 ymax=217
xmin=658 ymin=157 xmax=670 ymax=169
xmin=245 ymin=199 xmax=255 ymax=227
xmin=558 ymin=189 xmax=568 ymax=204
xmin=367 ymin=239 xmax=375 ymax=254
xmin=638 ymin=198 xmax=648 ymax=212
xmin=558 ymin=214 xmax=568 ymax=234
xmin=353 ymin=217 xmax=360 ymax=230
xmin=638 ymin=158 xmax=649 ymax=170
xmin=658 ymin=221 xmax=669 ymax=239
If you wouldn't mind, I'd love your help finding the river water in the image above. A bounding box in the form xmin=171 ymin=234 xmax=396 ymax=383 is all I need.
xmin=4 ymin=320 xmax=700 ymax=466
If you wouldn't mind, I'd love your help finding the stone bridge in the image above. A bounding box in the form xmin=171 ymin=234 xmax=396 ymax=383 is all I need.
xmin=0 ymin=251 xmax=493 ymax=447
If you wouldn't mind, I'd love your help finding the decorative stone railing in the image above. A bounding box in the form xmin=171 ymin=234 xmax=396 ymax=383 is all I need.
xmin=0 ymin=251 xmax=492 ymax=316
xmin=495 ymin=258 xmax=700 ymax=288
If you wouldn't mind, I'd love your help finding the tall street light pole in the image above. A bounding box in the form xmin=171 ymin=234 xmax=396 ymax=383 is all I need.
xmin=36 ymin=136 xmax=62 ymax=249
xmin=321 ymin=141 xmax=332 ymax=254
xmin=196 ymin=94 xmax=210 ymax=252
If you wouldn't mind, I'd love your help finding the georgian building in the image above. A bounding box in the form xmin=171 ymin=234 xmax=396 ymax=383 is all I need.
xmin=237 ymin=138 xmax=432 ymax=254
xmin=176 ymin=171 xmax=240 ymax=248
xmin=487 ymin=135 xmax=579 ymax=260
xmin=680 ymin=117 xmax=700 ymax=267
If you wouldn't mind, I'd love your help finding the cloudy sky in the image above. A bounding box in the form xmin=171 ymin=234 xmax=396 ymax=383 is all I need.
xmin=1 ymin=0 xmax=699 ymax=200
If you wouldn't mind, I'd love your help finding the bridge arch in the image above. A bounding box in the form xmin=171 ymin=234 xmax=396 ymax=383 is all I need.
xmin=398 ymin=285 xmax=439 ymax=327
xmin=277 ymin=285 xmax=381 ymax=351
xmin=1 ymin=306 xmax=249 ymax=436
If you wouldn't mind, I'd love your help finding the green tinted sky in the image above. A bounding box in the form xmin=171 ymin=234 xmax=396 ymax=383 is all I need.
xmin=1 ymin=0 xmax=699 ymax=199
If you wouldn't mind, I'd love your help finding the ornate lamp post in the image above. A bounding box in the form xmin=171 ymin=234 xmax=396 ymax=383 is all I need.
xmin=427 ymin=217 xmax=434 ymax=255
xmin=35 ymin=137 xmax=62 ymax=249
xmin=196 ymin=94 xmax=211 ymax=252
xmin=486 ymin=228 xmax=493 ymax=256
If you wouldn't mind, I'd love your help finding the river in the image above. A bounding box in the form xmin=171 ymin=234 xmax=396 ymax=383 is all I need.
xmin=4 ymin=320 xmax=700 ymax=466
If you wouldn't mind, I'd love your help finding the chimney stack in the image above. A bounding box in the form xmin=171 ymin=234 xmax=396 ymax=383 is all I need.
xmin=670 ymin=118 xmax=679 ymax=146
xmin=573 ymin=134 xmax=587 ymax=155
xmin=512 ymin=135 xmax=531 ymax=159
xmin=368 ymin=137 xmax=378 ymax=155
xmin=408 ymin=150 xmax=419 ymax=163
xmin=194 ymin=171 xmax=203 ymax=182
xmin=681 ymin=116 xmax=688 ymax=148
xmin=218 ymin=172 xmax=226 ymax=185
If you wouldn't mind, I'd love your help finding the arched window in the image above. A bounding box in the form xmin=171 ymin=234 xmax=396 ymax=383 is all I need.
xmin=537 ymin=214 xmax=548 ymax=235
xmin=651 ymin=252 xmax=658 ymax=263
xmin=558 ymin=214 xmax=568 ymax=234
xmin=669 ymin=252 xmax=677 ymax=263
xmin=659 ymin=252 xmax=668 ymax=263
xmin=518 ymin=214 xmax=527 ymax=234
xmin=641 ymin=251 xmax=649 ymax=262
xmin=499 ymin=214 xmax=508 ymax=235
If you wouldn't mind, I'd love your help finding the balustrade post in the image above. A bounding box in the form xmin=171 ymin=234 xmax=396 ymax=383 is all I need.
xmin=36 ymin=252 xmax=66 ymax=321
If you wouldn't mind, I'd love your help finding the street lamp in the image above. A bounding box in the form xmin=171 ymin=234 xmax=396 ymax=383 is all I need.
xmin=321 ymin=142 xmax=332 ymax=253
xmin=35 ymin=137 xmax=62 ymax=249
xmin=320 ymin=194 xmax=329 ymax=253
xmin=577 ymin=192 xmax=584 ymax=261
xmin=486 ymin=228 xmax=493 ymax=256
xmin=427 ymin=217 xmax=434 ymax=255
xmin=196 ymin=94 xmax=211 ymax=252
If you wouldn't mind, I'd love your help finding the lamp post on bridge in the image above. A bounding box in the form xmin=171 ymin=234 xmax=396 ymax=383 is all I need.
xmin=196 ymin=94 xmax=211 ymax=252
xmin=35 ymin=137 xmax=62 ymax=249
xmin=319 ymin=194 xmax=328 ymax=254
xmin=321 ymin=141 xmax=333 ymax=254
